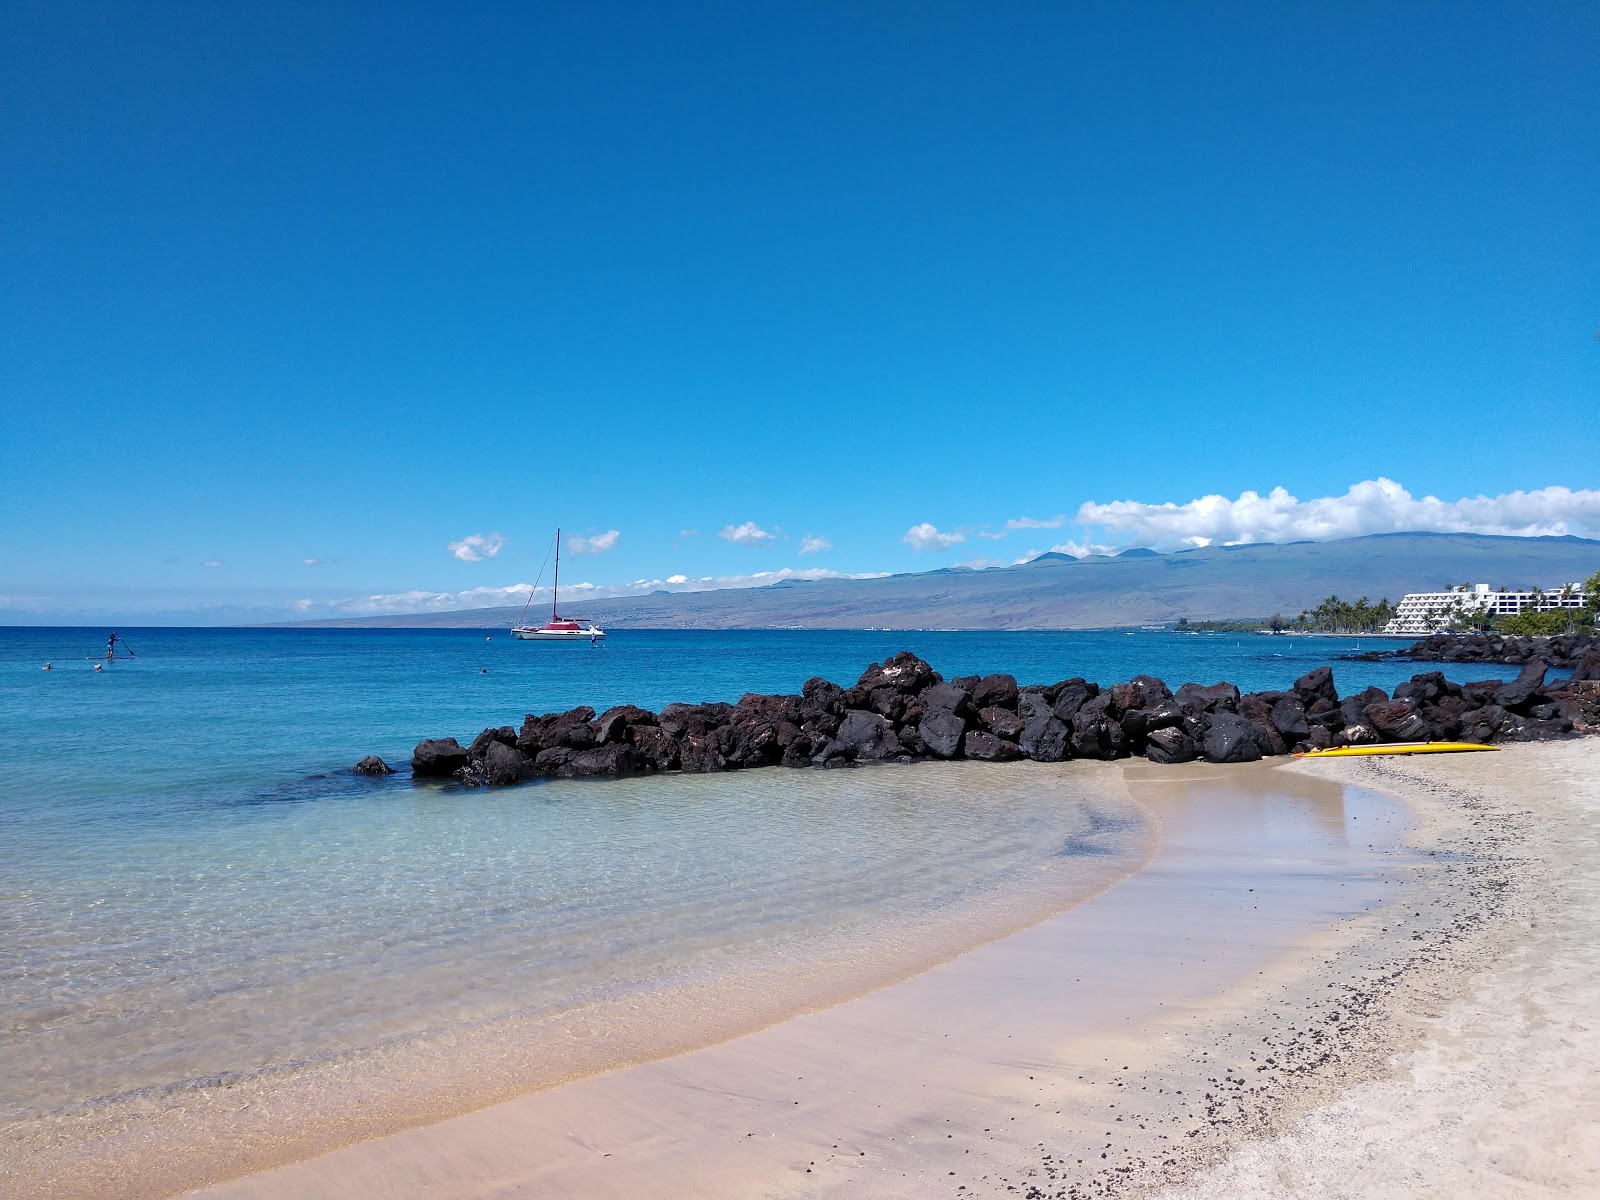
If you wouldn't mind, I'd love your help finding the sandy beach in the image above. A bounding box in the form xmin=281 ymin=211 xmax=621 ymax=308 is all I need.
xmin=11 ymin=742 xmax=1596 ymax=1200
xmin=190 ymin=741 xmax=1600 ymax=1200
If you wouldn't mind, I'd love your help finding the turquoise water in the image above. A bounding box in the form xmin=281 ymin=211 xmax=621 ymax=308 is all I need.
xmin=0 ymin=628 xmax=1504 ymax=1132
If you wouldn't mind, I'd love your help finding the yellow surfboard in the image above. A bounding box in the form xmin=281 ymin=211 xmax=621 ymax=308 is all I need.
xmin=1293 ymin=741 xmax=1500 ymax=758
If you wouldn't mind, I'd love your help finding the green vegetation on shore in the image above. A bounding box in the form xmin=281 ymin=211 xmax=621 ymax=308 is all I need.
xmin=1442 ymin=569 xmax=1600 ymax=636
xmin=1175 ymin=595 xmax=1397 ymax=635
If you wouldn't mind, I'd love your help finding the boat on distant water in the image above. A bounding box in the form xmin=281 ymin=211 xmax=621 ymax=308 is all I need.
xmin=511 ymin=529 xmax=607 ymax=642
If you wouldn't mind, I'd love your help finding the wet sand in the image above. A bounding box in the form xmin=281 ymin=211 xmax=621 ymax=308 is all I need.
xmin=189 ymin=759 xmax=1418 ymax=1199
xmin=29 ymin=743 xmax=1598 ymax=1200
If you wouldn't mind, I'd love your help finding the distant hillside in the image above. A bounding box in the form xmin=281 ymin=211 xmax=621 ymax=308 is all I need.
xmin=275 ymin=533 xmax=1600 ymax=631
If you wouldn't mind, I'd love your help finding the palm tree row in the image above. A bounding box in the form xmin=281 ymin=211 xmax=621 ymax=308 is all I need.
xmin=1294 ymin=595 xmax=1396 ymax=634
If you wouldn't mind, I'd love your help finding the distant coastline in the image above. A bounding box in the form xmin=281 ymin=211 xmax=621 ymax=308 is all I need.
xmin=259 ymin=532 xmax=1600 ymax=633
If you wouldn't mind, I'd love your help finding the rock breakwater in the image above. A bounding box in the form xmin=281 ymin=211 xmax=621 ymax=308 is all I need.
xmin=1353 ymin=630 xmax=1600 ymax=670
xmin=379 ymin=650 xmax=1600 ymax=786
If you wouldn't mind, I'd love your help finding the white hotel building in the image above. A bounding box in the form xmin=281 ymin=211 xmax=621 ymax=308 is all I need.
xmin=1382 ymin=583 xmax=1591 ymax=635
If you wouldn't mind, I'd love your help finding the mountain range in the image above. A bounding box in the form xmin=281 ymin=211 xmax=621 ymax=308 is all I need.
xmin=279 ymin=533 xmax=1600 ymax=630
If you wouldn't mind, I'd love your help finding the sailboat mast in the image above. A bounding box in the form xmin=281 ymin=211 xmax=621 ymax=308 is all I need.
xmin=552 ymin=528 xmax=561 ymax=621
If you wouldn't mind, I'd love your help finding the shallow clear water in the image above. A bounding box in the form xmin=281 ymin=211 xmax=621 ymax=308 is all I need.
xmin=0 ymin=627 xmax=1506 ymax=1125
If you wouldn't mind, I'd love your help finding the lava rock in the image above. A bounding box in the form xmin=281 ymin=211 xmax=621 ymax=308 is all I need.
xmin=482 ymin=740 xmax=534 ymax=785
xmin=964 ymin=730 xmax=1023 ymax=761
xmin=677 ymin=734 xmax=726 ymax=773
xmin=970 ymin=673 xmax=1020 ymax=710
xmin=1269 ymin=696 xmax=1310 ymax=741
xmin=1363 ymin=698 xmax=1432 ymax=742
xmin=919 ymin=708 xmax=967 ymax=758
xmin=1494 ymin=659 xmax=1549 ymax=713
xmin=628 ymin=725 xmax=680 ymax=771
xmin=412 ymin=737 xmax=470 ymax=777
xmin=835 ymin=710 xmax=902 ymax=762
xmin=596 ymin=704 xmax=657 ymax=744
xmin=1017 ymin=688 xmax=1054 ymax=723
xmin=978 ymin=705 xmax=1026 ymax=740
xmin=468 ymin=726 xmax=519 ymax=757
xmin=1175 ymin=681 xmax=1241 ymax=714
xmin=1051 ymin=679 xmax=1099 ymax=722
xmin=1019 ymin=714 xmax=1072 ymax=762
xmin=1292 ymin=665 xmax=1339 ymax=706
xmin=353 ymin=755 xmax=395 ymax=775
xmin=1201 ymin=712 xmax=1264 ymax=763
xmin=1145 ymin=726 xmax=1198 ymax=764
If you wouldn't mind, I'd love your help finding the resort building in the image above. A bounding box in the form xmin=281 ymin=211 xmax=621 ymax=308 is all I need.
xmin=1382 ymin=582 xmax=1591 ymax=635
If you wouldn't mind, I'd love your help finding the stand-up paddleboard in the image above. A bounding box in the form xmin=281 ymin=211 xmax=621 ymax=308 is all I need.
xmin=1294 ymin=741 xmax=1499 ymax=758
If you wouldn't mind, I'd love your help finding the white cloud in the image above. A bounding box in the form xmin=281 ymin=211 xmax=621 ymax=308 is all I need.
xmin=303 ymin=558 xmax=320 ymax=567
xmin=720 ymin=521 xmax=775 ymax=547
xmin=1006 ymin=514 xmax=1065 ymax=530
xmin=312 ymin=566 xmax=892 ymax=616
xmin=799 ymin=534 xmax=832 ymax=555
xmin=974 ymin=530 xmax=1007 ymax=541
xmin=568 ymin=529 xmax=621 ymax=555
xmin=1076 ymin=479 xmax=1600 ymax=550
xmin=202 ymin=560 xmax=222 ymax=568
xmin=447 ymin=532 xmax=506 ymax=562
xmin=902 ymin=522 xmax=965 ymax=552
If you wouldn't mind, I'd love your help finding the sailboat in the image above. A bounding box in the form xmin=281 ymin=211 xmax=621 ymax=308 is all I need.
xmin=511 ymin=529 xmax=607 ymax=642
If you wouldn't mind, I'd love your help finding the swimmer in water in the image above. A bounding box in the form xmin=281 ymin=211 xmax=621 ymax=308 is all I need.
xmin=43 ymin=662 xmax=51 ymax=670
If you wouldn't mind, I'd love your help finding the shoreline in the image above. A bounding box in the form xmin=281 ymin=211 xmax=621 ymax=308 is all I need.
xmin=187 ymin=741 xmax=1600 ymax=1200
xmin=1 ymin=764 xmax=1156 ymax=1200
xmin=186 ymin=759 xmax=1419 ymax=1199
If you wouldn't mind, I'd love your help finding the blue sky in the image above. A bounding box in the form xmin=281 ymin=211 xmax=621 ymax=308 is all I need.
xmin=3 ymin=2 xmax=1597 ymax=623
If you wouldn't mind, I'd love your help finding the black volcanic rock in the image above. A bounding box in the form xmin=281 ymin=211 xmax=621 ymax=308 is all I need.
xmin=468 ymin=726 xmax=518 ymax=757
xmin=353 ymin=755 xmax=395 ymax=775
xmin=1019 ymin=714 xmax=1072 ymax=762
xmin=1364 ymin=698 xmax=1432 ymax=742
xmin=920 ymin=682 xmax=975 ymax=719
xmin=854 ymin=652 xmax=940 ymax=697
xmin=1202 ymin=712 xmax=1264 ymax=763
xmin=1292 ymin=665 xmax=1339 ymax=706
xmin=1570 ymin=648 xmax=1600 ymax=684
xmin=1071 ymin=697 xmax=1127 ymax=760
xmin=1051 ymin=679 xmax=1098 ymax=722
xmin=836 ymin=710 xmax=901 ymax=762
xmin=383 ymin=640 xmax=1599 ymax=793
xmin=919 ymin=708 xmax=966 ymax=758
xmin=1121 ymin=700 xmax=1183 ymax=748
xmin=596 ymin=704 xmax=657 ymax=744
xmin=412 ymin=737 xmax=469 ymax=777
xmin=482 ymin=740 xmax=533 ymax=785
xmin=801 ymin=677 xmax=846 ymax=713
xmin=978 ymin=705 xmax=1026 ymax=740
xmin=1145 ymin=726 xmax=1198 ymax=764
xmin=964 ymin=730 xmax=1023 ymax=761
xmin=628 ymin=725 xmax=680 ymax=771
xmin=678 ymin=734 xmax=726 ymax=773
xmin=1269 ymin=696 xmax=1310 ymax=741
xmin=1494 ymin=659 xmax=1549 ymax=713
xmin=1017 ymin=688 xmax=1053 ymax=723
xmin=970 ymin=673 xmax=1020 ymax=710
xmin=658 ymin=702 xmax=732 ymax=739
xmin=1175 ymin=681 xmax=1241 ymax=714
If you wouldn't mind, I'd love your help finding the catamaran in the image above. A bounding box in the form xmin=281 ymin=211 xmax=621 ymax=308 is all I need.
xmin=511 ymin=529 xmax=607 ymax=642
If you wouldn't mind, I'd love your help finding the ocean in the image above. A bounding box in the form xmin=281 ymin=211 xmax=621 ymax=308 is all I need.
xmin=0 ymin=627 xmax=1508 ymax=1147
